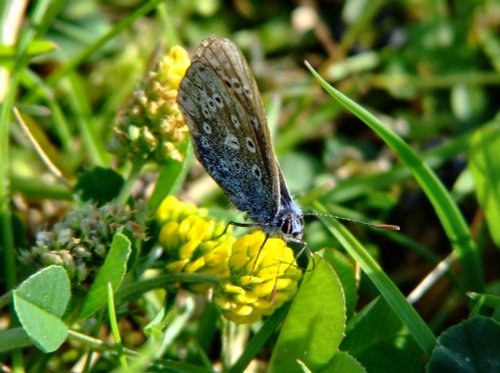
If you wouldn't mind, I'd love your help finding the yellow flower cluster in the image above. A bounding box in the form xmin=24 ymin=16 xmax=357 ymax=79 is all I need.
xmin=156 ymin=196 xmax=303 ymax=323
xmin=214 ymin=231 xmax=303 ymax=324
xmin=157 ymin=196 xmax=234 ymax=292
xmin=108 ymin=46 xmax=191 ymax=163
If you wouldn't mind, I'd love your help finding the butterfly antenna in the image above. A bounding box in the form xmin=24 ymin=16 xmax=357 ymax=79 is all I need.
xmin=304 ymin=212 xmax=400 ymax=231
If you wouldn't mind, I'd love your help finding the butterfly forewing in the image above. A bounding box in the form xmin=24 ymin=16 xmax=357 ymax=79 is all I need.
xmin=193 ymin=36 xmax=279 ymax=173
xmin=193 ymin=38 xmax=262 ymax=113
xmin=177 ymin=37 xmax=281 ymax=223
xmin=192 ymin=37 xmax=279 ymax=182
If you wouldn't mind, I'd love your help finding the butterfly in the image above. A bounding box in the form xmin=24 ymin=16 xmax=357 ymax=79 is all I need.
xmin=176 ymin=36 xmax=304 ymax=245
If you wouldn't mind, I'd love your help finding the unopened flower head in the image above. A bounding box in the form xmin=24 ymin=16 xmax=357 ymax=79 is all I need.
xmin=108 ymin=46 xmax=190 ymax=163
xmin=20 ymin=202 xmax=146 ymax=286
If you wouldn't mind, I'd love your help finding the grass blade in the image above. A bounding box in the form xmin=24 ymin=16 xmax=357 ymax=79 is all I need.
xmin=306 ymin=61 xmax=483 ymax=292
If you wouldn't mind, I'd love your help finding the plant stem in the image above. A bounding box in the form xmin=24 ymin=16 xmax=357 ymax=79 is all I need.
xmin=117 ymin=160 xmax=144 ymax=205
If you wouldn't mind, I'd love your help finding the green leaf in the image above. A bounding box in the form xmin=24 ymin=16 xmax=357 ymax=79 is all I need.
xmin=229 ymin=304 xmax=290 ymax=373
xmin=80 ymin=230 xmax=132 ymax=319
xmin=319 ymin=351 xmax=367 ymax=373
xmin=147 ymin=360 xmax=214 ymax=373
xmin=322 ymin=249 xmax=358 ymax=318
xmin=342 ymin=298 xmax=424 ymax=373
xmin=315 ymin=206 xmax=435 ymax=356
xmin=0 ymin=327 xmax=38 ymax=352
xmin=75 ymin=166 xmax=124 ymax=206
xmin=451 ymin=84 xmax=487 ymax=122
xmin=0 ymin=39 xmax=58 ymax=58
xmin=13 ymin=266 xmax=70 ymax=352
xmin=306 ymin=62 xmax=483 ymax=293
xmin=469 ymin=125 xmax=500 ymax=246
xmin=270 ymin=256 xmax=346 ymax=372
xmin=426 ymin=316 xmax=500 ymax=372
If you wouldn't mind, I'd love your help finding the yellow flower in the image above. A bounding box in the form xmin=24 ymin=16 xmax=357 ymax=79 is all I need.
xmin=157 ymin=46 xmax=191 ymax=91
xmin=156 ymin=196 xmax=234 ymax=292
xmin=156 ymin=195 xmax=202 ymax=226
xmin=108 ymin=46 xmax=191 ymax=163
xmin=213 ymin=231 xmax=303 ymax=324
xmin=156 ymin=197 xmax=303 ymax=319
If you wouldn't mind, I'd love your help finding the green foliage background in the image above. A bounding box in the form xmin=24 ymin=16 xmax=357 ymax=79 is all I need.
xmin=1 ymin=0 xmax=500 ymax=372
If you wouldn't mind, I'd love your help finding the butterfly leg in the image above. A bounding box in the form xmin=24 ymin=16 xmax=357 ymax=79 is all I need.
xmin=211 ymin=221 xmax=257 ymax=240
